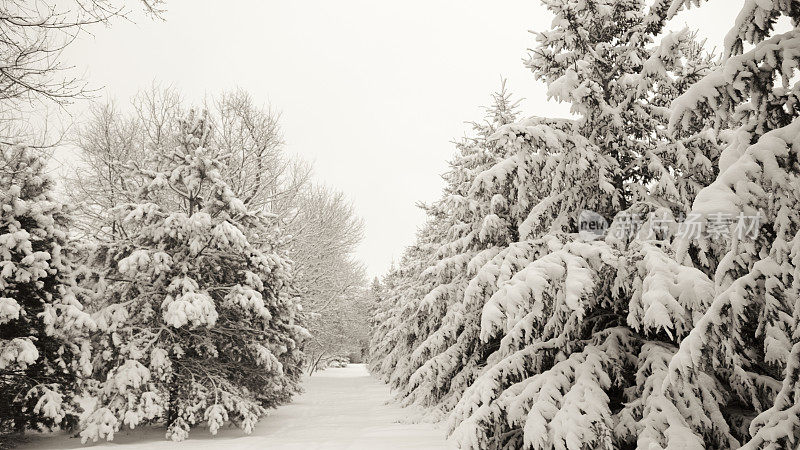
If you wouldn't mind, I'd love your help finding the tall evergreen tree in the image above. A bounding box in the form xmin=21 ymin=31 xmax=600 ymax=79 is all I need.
xmin=0 ymin=145 xmax=95 ymax=438
xmin=643 ymin=1 xmax=800 ymax=448
xmin=371 ymin=1 xmax=722 ymax=449
xmin=446 ymin=1 xmax=722 ymax=447
xmin=369 ymin=84 xmax=522 ymax=415
xmin=398 ymin=84 xmax=523 ymax=412
xmin=369 ymin=218 xmax=444 ymax=385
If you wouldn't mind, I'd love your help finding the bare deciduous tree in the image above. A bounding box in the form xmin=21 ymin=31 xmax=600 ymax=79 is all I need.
xmin=285 ymin=185 xmax=368 ymax=373
xmin=0 ymin=0 xmax=165 ymax=144
xmin=208 ymin=89 xmax=310 ymax=216
xmin=64 ymin=84 xmax=312 ymax=236
xmin=64 ymin=84 xmax=178 ymax=239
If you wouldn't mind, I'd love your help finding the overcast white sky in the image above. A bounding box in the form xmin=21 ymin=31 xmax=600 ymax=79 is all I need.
xmin=60 ymin=0 xmax=735 ymax=277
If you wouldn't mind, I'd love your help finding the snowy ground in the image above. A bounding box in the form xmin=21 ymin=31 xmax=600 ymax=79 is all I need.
xmin=16 ymin=364 xmax=453 ymax=450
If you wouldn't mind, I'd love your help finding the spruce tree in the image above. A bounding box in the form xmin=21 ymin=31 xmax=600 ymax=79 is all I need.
xmin=0 ymin=145 xmax=95 ymax=438
xmin=446 ymin=0 xmax=722 ymax=445
xmin=369 ymin=219 xmax=444 ymax=386
xmin=368 ymin=84 xmax=522 ymax=415
xmin=366 ymin=1 xmax=722 ymax=448
xmin=645 ymin=1 xmax=800 ymax=448
xmin=399 ymin=84 xmax=523 ymax=413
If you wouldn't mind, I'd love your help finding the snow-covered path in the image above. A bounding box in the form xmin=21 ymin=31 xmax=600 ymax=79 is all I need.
xmin=19 ymin=364 xmax=453 ymax=450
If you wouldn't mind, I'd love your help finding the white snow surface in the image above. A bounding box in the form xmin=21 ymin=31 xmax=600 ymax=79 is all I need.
xmin=16 ymin=364 xmax=453 ymax=450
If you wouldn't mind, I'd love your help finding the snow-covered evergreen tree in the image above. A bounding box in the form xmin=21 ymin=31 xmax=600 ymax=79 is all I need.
xmin=367 ymin=1 xmax=724 ymax=448
xmin=445 ymin=0 xmax=724 ymax=446
xmin=368 ymin=85 xmax=522 ymax=416
xmin=640 ymin=1 xmax=800 ymax=448
xmin=80 ymin=111 xmax=305 ymax=442
xmin=397 ymin=85 xmax=522 ymax=412
xmin=368 ymin=262 xmax=406 ymax=375
xmin=0 ymin=145 xmax=95 ymax=437
xmin=368 ymin=218 xmax=443 ymax=384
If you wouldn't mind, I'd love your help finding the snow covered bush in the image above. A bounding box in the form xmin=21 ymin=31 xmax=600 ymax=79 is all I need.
xmin=325 ymin=356 xmax=350 ymax=369
xmin=79 ymin=111 xmax=305 ymax=442
xmin=0 ymin=145 xmax=95 ymax=437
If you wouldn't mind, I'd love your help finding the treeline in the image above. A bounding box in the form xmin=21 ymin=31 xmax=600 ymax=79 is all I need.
xmin=369 ymin=1 xmax=800 ymax=449
xmin=1 ymin=0 xmax=368 ymax=444
xmin=0 ymin=93 xmax=361 ymax=443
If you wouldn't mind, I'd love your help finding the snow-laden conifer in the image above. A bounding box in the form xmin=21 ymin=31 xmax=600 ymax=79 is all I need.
xmin=640 ymin=1 xmax=800 ymax=447
xmin=368 ymin=85 xmax=522 ymax=415
xmin=368 ymin=1 xmax=722 ymax=448
xmin=0 ymin=145 xmax=95 ymax=437
xmin=80 ymin=111 xmax=304 ymax=442
xmin=445 ymin=0 xmax=723 ymax=446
